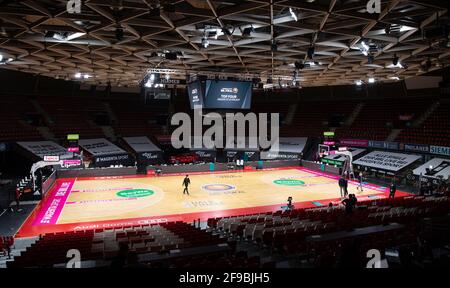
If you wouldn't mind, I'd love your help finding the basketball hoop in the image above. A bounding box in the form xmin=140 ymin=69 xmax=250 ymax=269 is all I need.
xmin=83 ymin=159 xmax=91 ymax=169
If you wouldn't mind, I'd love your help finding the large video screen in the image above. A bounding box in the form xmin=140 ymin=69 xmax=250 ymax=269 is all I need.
xmin=187 ymin=80 xmax=203 ymax=109
xmin=187 ymin=80 xmax=252 ymax=109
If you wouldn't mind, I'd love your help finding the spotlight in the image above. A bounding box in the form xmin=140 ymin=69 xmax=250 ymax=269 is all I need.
xmin=385 ymin=24 xmax=391 ymax=35
xmin=144 ymin=79 xmax=153 ymax=88
xmin=393 ymin=54 xmax=399 ymax=66
xmin=355 ymin=80 xmax=363 ymax=86
xmin=201 ymin=37 xmax=209 ymax=49
xmin=115 ymin=27 xmax=124 ymax=41
xmin=289 ymin=7 xmax=298 ymax=22
xmin=83 ymin=74 xmax=91 ymax=79
xmin=74 ymin=72 xmax=82 ymax=78
xmin=368 ymin=77 xmax=375 ymax=83
xmin=400 ymin=25 xmax=414 ymax=32
xmin=150 ymin=74 xmax=155 ymax=81
xmin=242 ymin=26 xmax=254 ymax=37
xmin=307 ymin=46 xmax=315 ymax=59
xmin=165 ymin=74 xmax=170 ymax=80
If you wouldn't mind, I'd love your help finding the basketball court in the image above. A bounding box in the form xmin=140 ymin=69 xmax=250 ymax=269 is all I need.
xmin=16 ymin=167 xmax=409 ymax=238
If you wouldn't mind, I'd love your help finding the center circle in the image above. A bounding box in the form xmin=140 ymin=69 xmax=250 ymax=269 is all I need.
xmin=116 ymin=189 xmax=154 ymax=198
xmin=202 ymin=184 xmax=236 ymax=192
xmin=273 ymin=179 xmax=305 ymax=186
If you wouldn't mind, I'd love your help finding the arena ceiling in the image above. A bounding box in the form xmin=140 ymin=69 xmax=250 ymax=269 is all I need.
xmin=0 ymin=0 xmax=449 ymax=87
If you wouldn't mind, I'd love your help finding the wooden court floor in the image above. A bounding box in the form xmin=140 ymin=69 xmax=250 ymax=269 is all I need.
xmin=17 ymin=167 xmax=406 ymax=237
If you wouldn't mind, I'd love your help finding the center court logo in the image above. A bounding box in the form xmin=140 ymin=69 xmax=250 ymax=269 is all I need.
xmin=116 ymin=189 xmax=154 ymax=198
xmin=202 ymin=184 xmax=236 ymax=192
xmin=273 ymin=179 xmax=305 ymax=186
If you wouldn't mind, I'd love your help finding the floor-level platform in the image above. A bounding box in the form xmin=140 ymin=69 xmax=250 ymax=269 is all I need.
xmin=16 ymin=167 xmax=409 ymax=237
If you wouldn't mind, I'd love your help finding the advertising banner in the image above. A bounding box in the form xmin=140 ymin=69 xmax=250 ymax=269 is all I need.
xmin=340 ymin=139 xmax=369 ymax=147
xmin=17 ymin=141 xmax=73 ymax=160
xmin=353 ymin=151 xmax=421 ymax=172
xmin=430 ymin=145 xmax=450 ymax=157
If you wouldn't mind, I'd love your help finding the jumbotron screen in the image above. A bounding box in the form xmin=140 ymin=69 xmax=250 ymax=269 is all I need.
xmin=187 ymin=80 xmax=252 ymax=109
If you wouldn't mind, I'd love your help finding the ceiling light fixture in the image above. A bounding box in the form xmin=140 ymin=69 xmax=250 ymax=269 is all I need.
xmin=289 ymin=7 xmax=298 ymax=22
xmin=242 ymin=26 xmax=254 ymax=37
xmin=201 ymin=37 xmax=209 ymax=48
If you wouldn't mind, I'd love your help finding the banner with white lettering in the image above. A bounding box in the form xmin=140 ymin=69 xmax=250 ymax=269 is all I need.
xmin=79 ymin=138 xmax=127 ymax=156
xmin=123 ymin=136 xmax=163 ymax=164
xmin=402 ymin=143 xmax=430 ymax=153
xmin=17 ymin=141 xmax=73 ymax=160
xmin=353 ymin=151 xmax=421 ymax=172
xmin=430 ymin=145 xmax=450 ymax=157
xmin=79 ymin=138 xmax=131 ymax=167
xmin=260 ymin=137 xmax=308 ymax=160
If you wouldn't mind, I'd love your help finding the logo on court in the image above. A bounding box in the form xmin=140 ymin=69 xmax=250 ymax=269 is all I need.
xmin=273 ymin=179 xmax=305 ymax=186
xmin=202 ymin=184 xmax=236 ymax=192
xmin=116 ymin=189 xmax=154 ymax=198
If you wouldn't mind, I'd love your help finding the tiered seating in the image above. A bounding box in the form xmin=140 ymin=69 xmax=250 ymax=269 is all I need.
xmin=336 ymin=98 xmax=430 ymax=141
xmin=8 ymin=222 xmax=227 ymax=268
xmin=8 ymin=230 xmax=95 ymax=268
xmin=283 ymin=100 xmax=358 ymax=137
xmin=110 ymin=99 xmax=165 ymax=137
xmin=0 ymin=236 xmax=14 ymax=256
xmin=208 ymin=197 xmax=450 ymax=258
xmin=39 ymin=96 xmax=105 ymax=139
xmin=0 ymin=97 xmax=42 ymax=141
xmin=396 ymin=102 xmax=450 ymax=146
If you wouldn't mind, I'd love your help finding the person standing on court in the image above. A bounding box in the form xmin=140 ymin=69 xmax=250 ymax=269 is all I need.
xmin=339 ymin=176 xmax=346 ymax=198
xmin=182 ymin=175 xmax=191 ymax=195
xmin=389 ymin=182 xmax=397 ymax=199
xmin=357 ymin=171 xmax=364 ymax=192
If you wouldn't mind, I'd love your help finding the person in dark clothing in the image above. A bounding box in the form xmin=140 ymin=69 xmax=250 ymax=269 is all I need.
xmin=15 ymin=187 xmax=22 ymax=212
xmin=182 ymin=175 xmax=191 ymax=195
xmin=287 ymin=196 xmax=293 ymax=210
xmin=351 ymin=194 xmax=358 ymax=206
xmin=338 ymin=177 xmax=346 ymax=198
xmin=357 ymin=172 xmax=364 ymax=192
xmin=389 ymin=183 xmax=397 ymax=199
xmin=342 ymin=194 xmax=356 ymax=214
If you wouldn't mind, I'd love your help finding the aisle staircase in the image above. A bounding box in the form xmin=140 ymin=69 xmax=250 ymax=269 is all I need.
xmin=284 ymin=103 xmax=298 ymax=126
xmin=343 ymin=102 xmax=365 ymax=126
xmin=0 ymin=237 xmax=39 ymax=268
xmin=37 ymin=126 xmax=56 ymax=141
